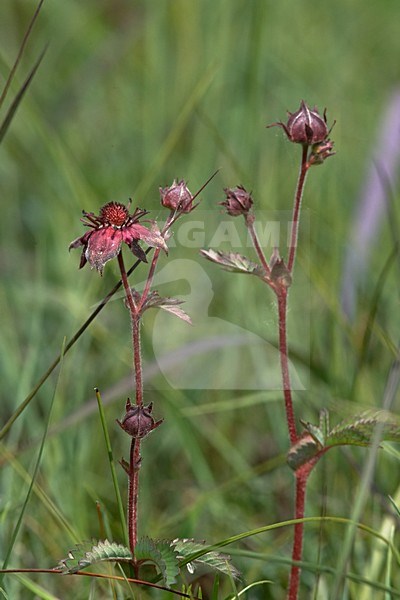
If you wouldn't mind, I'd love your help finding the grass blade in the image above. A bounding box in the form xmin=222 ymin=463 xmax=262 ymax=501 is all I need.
xmin=0 ymin=0 xmax=45 ymax=111
xmin=0 ymin=45 xmax=47 ymax=146
xmin=95 ymin=388 xmax=128 ymax=548
xmin=0 ymin=340 xmax=65 ymax=587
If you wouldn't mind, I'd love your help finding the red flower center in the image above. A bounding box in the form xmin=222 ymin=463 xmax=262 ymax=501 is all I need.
xmin=100 ymin=202 xmax=129 ymax=227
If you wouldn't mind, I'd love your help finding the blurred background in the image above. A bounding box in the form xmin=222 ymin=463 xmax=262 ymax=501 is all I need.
xmin=1 ymin=1 xmax=400 ymax=598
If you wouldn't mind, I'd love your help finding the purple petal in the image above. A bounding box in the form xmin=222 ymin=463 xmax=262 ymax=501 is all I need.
xmin=122 ymin=223 xmax=168 ymax=252
xmin=69 ymin=231 xmax=91 ymax=251
xmin=86 ymin=228 xmax=123 ymax=273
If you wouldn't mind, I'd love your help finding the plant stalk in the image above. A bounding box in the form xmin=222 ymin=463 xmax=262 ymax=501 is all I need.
xmin=282 ymin=144 xmax=312 ymax=598
xmin=287 ymin=471 xmax=308 ymax=600
xmin=287 ymin=145 xmax=309 ymax=273
xmin=117 ymin=252 xmax=146 ymax=556
xmin=245 ymin=213 xmax=271 ymax=275
xmin=277 ymin=288 xmax=298 ymax=445
xmin=128 ymin=438 xmax=141 ymax=558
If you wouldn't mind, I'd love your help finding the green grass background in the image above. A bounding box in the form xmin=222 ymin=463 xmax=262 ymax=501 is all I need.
xmin=1 ymin=0 xmax=400 ymax=598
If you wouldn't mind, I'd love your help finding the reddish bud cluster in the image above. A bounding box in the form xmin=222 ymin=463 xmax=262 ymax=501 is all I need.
xmin=160 ymin=179 xmax=193 ymax=213
xmin=116 ymin=399 xmax=163 ymax=438
xmin=220 ymin=185 xmax=253 ymax=217
xmin=268 ymin=100 xmax=331 ymax=146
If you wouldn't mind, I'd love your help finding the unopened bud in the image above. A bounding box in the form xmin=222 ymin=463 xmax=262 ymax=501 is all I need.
xmin=116 ymin=399 xmax=163 ymax=438
xmin=308 ymin=139 xmax=335 ymax=166
xmin=220 ymin=185 xmax=253 ymax=217
xmin=268 ymin=100 xmax=330 ymax=146
xmin=160 ymin=179 xmax=193 ymax=213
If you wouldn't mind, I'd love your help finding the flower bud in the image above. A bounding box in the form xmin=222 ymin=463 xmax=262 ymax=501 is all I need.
xmin=116 ymin=399 xmax=163 ymax=438
xmin=268 ymin=100 xmax=329 ymax=145
xmin=308 ymin=139 xmax=335 ymax=166
xmin=220 ymin=185 xmax=253 ymax=217
xmin=160 ymin=179 xmax=193 ymax=213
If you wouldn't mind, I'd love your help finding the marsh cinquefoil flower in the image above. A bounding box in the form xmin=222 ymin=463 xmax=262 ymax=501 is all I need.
xmin=69 ymin=201 xmax=167 ymax=274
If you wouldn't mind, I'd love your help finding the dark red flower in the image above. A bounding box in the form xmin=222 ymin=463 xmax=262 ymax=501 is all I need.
xmin=159 ymin=179 xmax=193 ymax=213
xmin=220 ymin=185 xmax=253 ymax=216
xmin=268 ymin=100 xmax=330 ymax=145
xmin=69 ymin=201 xmax=167 ymax=275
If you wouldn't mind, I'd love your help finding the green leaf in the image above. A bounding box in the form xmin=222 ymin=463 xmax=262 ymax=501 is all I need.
xmin=156 ymin=540 xmax=180 ymax=587
xmin=289 ymin=410 xmax=400 ymax=471
xmin=298 ymin=410 xmax=330 ymax=447
xmin=57 ymin=540 xmax=132 ymax=574
xmin=326 ymin=411 xmax=400 ymax=448
xmin=200 ymin=249 xmax=266 ymax=278
xmin=172 ymin=538 xmax=241 ymax=580
xmin=135 ymin=537 xmax=179 ymax=587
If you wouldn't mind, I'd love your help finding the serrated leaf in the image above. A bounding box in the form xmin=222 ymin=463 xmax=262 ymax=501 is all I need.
xmin=137 ymin=291 xmax=192 ymax=324
xmin=155 ymin=540 xmax=180 ymax=586
xmin=135 ymin=536 xmax=163 ymax=564
xmin=135 ymin=537 xmax=179 ymax=586
xmin=287 ymin=434 xmax=321 ymax=471
xmin=57 ymin=540 xmax=132 ymax=574
xmin=326 ymin=411 xmax=400 ymax=448
xmin=171 ymin=538 xmax=240 ymax=580
xmin=157 ymin=302 xmax=192 ymax=324
xmin=200 ymin=249 xmax=266 ymax=278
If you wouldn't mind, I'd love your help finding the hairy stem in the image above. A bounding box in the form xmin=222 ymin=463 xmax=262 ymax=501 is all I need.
xmin=118 ymin=253 xmax=143 ymax=406
xmin=287 ymin=460 xmax=318 ymax=600
xmin=128 ymin=438 xmax=142 ymax=557
xmin=245 ymin=213 xmax=271 ymax=275
xmin=132 ymin=315 xmax=143 ymax=407
xmin=287 ymin=145 xmax=309 ymax=273
xmin=284 ymin=145 xmax=313 ymax=598
xmin=287 ymin=471 xmax=308 ymax=600
xmin=277 ymin=288 xmax=298 ymax=444
xmin=117 ymin=252 xmax=145 ymax=558
xmin=137 ymin=247 xmax=162 ymax=311
xmin=118 ymin=252 xmax=137 ymax=314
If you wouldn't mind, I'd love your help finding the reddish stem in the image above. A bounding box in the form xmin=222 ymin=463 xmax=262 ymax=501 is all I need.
xmin=287 ymin=472 xmax=307 ymax=600
xmin=117 ymin=252 xmax=145 ymax=558
xmin=245 ymin=213 xmax=271 ymax=275
xmin=132 ymin=315 xmax=143 ymax=407
xmin=137 ymin=247 xmax=161 ymax=312
xmin=118 ymin=253 xmax=143 ymax=406
xmin=137 ymin=212 xmax=176 ymax=312
xmin=287 ymin=460 xmax=317 ymax=600
xmin=117 ymin=252 xmax=137 ymax=314
xmin=287 ymin=145 xmax=309 ymax=273
xmin=277 ymin=288 xmax=298 ymax=445
xmin=282 ymin=146 xmax=313 ymax=598
xmin=128 ymin=438 xmax=142 ymax=557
